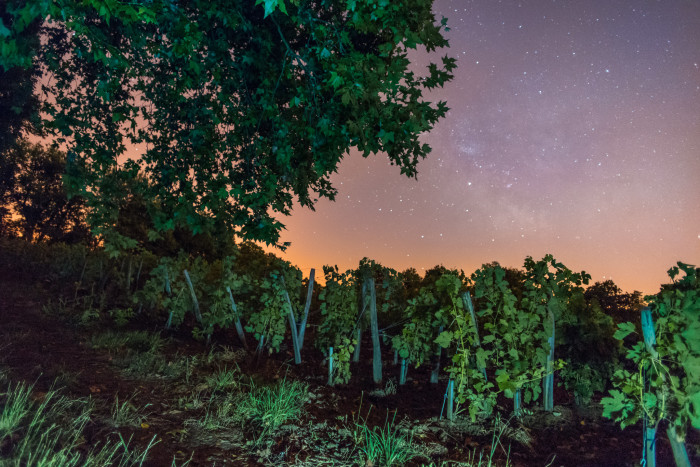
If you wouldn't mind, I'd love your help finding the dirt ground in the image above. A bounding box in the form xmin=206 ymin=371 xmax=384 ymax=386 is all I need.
xmin=1 ymin=274 xmax=697 ymax=466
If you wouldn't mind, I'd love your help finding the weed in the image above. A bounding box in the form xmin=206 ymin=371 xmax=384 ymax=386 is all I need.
xmin=183 ymin=355 xmax=199 ymax=384
xmin=483 ymin=414 xmax=513 ymax=466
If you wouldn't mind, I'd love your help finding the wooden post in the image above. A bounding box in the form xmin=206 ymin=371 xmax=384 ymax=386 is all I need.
xmin=297 ymin=269 xmax=315 ymax=350
xmin=393 ymin=350 xmax=398 ymax=365
xmin=368 ymin=277 xmax=382 ymax=385
xmin=226 ymin=286 xmax=248 ymax=350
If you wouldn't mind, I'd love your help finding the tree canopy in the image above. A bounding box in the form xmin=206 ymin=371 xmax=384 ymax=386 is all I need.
xmin=1 ymin=0 xmax=455 ymax=251
xmin=0 ymin=141 xmax=90 ymax=242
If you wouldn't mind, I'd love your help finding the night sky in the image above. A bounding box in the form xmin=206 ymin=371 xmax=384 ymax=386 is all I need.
xmin=275 ymin=0 xmax=700 ymax=294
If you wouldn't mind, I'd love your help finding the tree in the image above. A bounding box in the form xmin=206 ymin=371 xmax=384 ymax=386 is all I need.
xmin=0 ymin=141 xmax=90 ymax=243
xmin=2 ymin=0 xmax=456 ymax=250
xmin=0 ymin=5 xmax=42 ymax=156
xmin=584 ymin=280 xmax=644 ymax=325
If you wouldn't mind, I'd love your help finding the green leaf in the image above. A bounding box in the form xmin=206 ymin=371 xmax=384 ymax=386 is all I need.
xmin=601 ymin=390 xmax=627 ymax=419
xmin=690 ymin=391 xmax=700 ymax=429
xmin=0 ymin=18 xmax=11 ymax=38
xmin=434 ymin=331 xmax=453 ymax=348
xmin=327 ymin=71 xmax=344 ymax=89
xmin=255 ymin=0 xmax=287 ymax=18
xmin=614 ymin=322 xmax=636 ymax=340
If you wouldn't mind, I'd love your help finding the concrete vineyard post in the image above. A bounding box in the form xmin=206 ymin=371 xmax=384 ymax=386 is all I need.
xmin=280 ymin=275 xmax=302 ymax=365
xmin=543 ymin=310 xmax=555 ymax=412
xmin=399 ymin=359 xmax=407 ymax=385
xmin=352 ymin=328 xmax=361 ymax=362
xmin=328 ymin=346 xmax=334 ymax=386
xmin=297 ymin=268 xmax=314 ymax=350
xmin=368 ymin=277 xmax=382 ymax=385
xmin=226 ymin=286 xmax=248 ymax=350
xmin=640 ymin=306 xmax=690 ymax=467
xmin=353 ymin=279 xmax=370 ymax=363
xmin=447 ymin=379 xmax=454 ymax=422
xmin=183 ymin=269 xmax=207 ymax=344
xmin=462 ymin=292 xmax=487 ymax=380
xmin=183 ymin=269 xmax=203 ymax=324
xmin=256 ymin=335 xmax=265 ymax=356
xmin=667 ymin=427 xmax=691 ymax=467
xmin=134 ymin=257 xmax=143 ymax=292
xmin=514 ymin=389 xmax=522 ymax=415
xmin=126 ymin=256 xmax=133 ymax=292
xmin=431 ymin=325 xmax=444 ymax=384
xmin=640 ymin=306 xmax=657 ymax=467
xmin=164 ymin=266 xmax=173 ymax=330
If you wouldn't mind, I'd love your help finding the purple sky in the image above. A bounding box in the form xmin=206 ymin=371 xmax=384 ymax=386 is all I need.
xmin=275 ymin=0 xmax=700 ymax=294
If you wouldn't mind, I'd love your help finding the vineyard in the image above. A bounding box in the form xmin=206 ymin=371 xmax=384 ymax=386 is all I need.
xmin=0 ymin=237 xmax=698 ymax=466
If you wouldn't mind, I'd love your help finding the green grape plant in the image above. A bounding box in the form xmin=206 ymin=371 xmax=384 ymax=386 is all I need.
xmin=318 ymin=266 xmax=359 ymax=384
xmin=602 ymin=262 xmax=700 ymax=443
xmin=245 ymin=261 xmax=303 ymax=354
xmin=392 ymin=273 xmax=460 ymax=370
xmin=135 ymin=255 xmax=191 ymax=328
xmin=521 ymin=255 xmax=590 ymax=410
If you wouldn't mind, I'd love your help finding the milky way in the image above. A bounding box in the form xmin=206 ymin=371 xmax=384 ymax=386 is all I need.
xmin=276 ymin=0 xmax=700 ymax=294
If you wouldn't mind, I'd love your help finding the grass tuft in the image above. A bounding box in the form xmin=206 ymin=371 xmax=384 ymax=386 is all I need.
xmin=236 ymin=378 xmax=308 ymax=444
xmin=110 ymin=393 xmax=150 ymax=427
xmin=355 ymin=411 xmax=424 ymax=467
xmin=205 ymin=365 xmax=241 ymax=393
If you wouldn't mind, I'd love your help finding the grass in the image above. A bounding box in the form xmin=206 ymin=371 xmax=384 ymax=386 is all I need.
xmin=89 ymin=329 xmax=166 ymax=353
xmin=0 ymin=380 xmax=158 ymax=466
xmin=126 ymin=348 xmax=185 ymax=378
xmin=110 ymin=393 xmax=150 ymax=427
xmin=353 ymin=409 xmax=425 ymax=467
xmin=0 ymin=381 xmax=33 ymax=439
xmin=188 ymin=394 xmax=239 ymax=430
xmin=236 ymin=378 xmax=309 ymax=444
xmin=205 ymin=365 xmax=241 ymax=392
xmin=87 ymin=329 xmax=189 ymax=378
